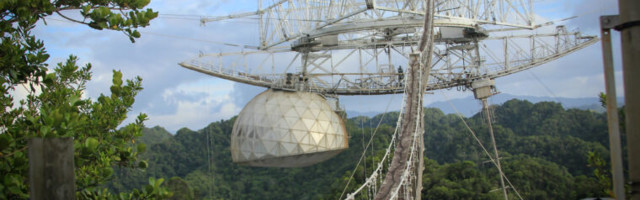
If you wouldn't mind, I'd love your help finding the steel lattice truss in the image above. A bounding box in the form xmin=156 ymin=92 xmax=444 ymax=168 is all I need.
xmin=180 ymin=0 xmax=598 ymax=95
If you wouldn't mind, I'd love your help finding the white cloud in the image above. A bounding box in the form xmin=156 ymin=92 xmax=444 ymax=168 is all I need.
xmin=143 ymin=79 xmax=241 ymax=132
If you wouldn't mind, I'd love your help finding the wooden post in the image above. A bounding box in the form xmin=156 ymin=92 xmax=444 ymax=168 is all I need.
xmin=29 ymin=138 xmax=76 ymax=200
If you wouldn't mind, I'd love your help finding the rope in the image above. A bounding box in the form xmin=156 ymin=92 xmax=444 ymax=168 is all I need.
xmin=345 ymin=68 xmax=411 ymax=200
xmin=204 ymin=115 xmax=214 ymax=197
xmin=339 ymin=94 xmax=402 ymax=199
xmin=389 ymin=52 xmax=426 ymax=200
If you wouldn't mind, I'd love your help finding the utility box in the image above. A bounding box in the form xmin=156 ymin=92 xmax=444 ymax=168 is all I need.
xmin=440 ymin=27 xmax=465 ymax=39
xmin=320 ymin=35 xmax=339 ymax=46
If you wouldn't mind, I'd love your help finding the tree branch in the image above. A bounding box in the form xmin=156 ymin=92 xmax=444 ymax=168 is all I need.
xmin=0 ymin=146 xmax=28 ymax=158
xmin=55 ymin=10 xmax=89 ymax=25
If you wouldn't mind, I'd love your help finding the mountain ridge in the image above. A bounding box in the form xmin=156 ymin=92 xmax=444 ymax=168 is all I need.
xmin=346 ymin=93 xmax=624 ymax=117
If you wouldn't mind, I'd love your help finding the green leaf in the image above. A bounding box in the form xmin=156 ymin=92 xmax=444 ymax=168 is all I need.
xmin=132 ymin=30 xmax=141 ymax=38
xmin=84 ymin=137 xmax=99 ymax=151
xmin=82 ymin=5 xmax=90 ymax=14
xmin=102 ymin=166 xmax=114 ymax=178
xmin=112 ymin=70 xmax=123 ymax=86
xmin=138 ymin=160 xmax=148 ymax=169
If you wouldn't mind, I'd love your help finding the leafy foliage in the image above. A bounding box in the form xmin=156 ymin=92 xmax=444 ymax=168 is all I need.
xmin=0 ymin=0 xmax=158 ymax=86
xmin=0 ymin=0 xmax=165 ymax=199
xmin=106 ymin=99 xmax=616 ymax=199
xmin=0 ymin=56 xmax=171 ymax=199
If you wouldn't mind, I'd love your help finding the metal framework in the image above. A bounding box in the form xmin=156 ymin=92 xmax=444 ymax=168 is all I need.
xmin=181 ymin=0 xmax=597 ymax=95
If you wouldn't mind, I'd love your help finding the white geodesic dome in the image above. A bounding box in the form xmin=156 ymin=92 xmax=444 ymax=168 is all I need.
xmin=230 ymin=89 xmax=348 ymax=167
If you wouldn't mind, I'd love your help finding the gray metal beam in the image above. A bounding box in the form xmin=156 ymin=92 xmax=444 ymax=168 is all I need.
xmin=617 ymin=0 xmax=640 ymax=199
xmin=600 ymin=15 xmax=625 ymax=199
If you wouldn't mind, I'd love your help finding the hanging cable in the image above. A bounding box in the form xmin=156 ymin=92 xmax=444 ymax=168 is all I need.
xmin=345 ymin=70 xmax=411 ymax=200
xmin=441 ymin=91 xmax=524 ymax=200
xmin=339 ymin=94 xmax=400 ymax=199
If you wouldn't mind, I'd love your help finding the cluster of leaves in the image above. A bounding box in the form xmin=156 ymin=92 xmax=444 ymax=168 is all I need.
xmin=587 ymin=151 xmax=613 ymax=196
xmin=0 ymin=56 xmax=172 ymax=199
xmin=0 ymin=0 xmax=166 ymax=199
xmin=0 ymin=0 xmax=158 ymax=86
xmin=79 ymin=177 xmax=170 ymax=199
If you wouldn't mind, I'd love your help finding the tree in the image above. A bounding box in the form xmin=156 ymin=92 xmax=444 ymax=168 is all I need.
xmin=422 ymin=160 xmax=499 ymax=200
xmin=1 ymin=0 xmax=158 ymax=86
xmin=0 ymin=0 xmax=167 ymax=199
xmin=164 ymin=176 xmax=195 ymax=200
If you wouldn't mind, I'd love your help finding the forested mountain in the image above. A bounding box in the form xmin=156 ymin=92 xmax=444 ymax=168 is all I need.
xmin=105 ymin=99 xmax=616 ymax=199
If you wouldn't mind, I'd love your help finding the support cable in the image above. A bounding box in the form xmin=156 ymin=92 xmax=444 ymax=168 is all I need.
xmin=441 ymin=92 xmax=524 ymax=200
xmin=339 ymin=94 xmax=402 ymax=199
xmin=345 ymin=72 xmax=411 ymax=200
xmin=483 ymin=98 xmax=508 ymax=200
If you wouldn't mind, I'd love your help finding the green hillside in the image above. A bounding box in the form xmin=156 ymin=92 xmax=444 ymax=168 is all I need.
xmin=105 ymin=99 xmax=616 ymax=199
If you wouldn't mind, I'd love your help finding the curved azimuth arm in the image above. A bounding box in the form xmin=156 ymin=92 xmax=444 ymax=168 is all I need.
xmin=184 ymin=0 xmax=597 ymax=95
xmin=200 ymin=0 xmax=535 ymax=50
xmin=180 ymin=25 xmax=598 ymax=95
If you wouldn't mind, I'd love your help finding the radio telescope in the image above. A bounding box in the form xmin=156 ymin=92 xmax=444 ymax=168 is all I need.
xmin=179 ymin=0 xmax=597 ymax=199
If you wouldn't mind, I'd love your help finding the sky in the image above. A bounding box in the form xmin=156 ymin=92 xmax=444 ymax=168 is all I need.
xmin=28 ymin=0 xmax=622 ymax=133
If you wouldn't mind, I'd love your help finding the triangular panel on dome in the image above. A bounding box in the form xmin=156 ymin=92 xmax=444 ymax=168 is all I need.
xmin=281 ymin=142 xmax=297 ymax=154
xmin=294 ymin=98 xmax=307 ymax=108
xmin=319 ymin=111 xmax=333 ymax=121
xmin=254 ymin=141 xmax=268 ymax=154
xmin=302 ymin=118 xmax=316 ymax=130
xmin=293 ymin=144 xmax=303 ymax=154
xmin=319 ymin=134 xmax=328 ymax=147
xmin=309 ymin=108 xmax=321 ymax=118
xmin=310 ymin=132 xmax=324 ymax=145
xmin=240 ymin=139 xmax=253 ymax=152
xmin=276 ymin=143 xmax=286 ymax=156
xmin=284 ymin=107 xmax=298 ymax=118
xmin=261 ymin=140 xmax=277 ymax=155
xmin=248 ymin=128 xmax=257 ymax=138
xmin=283 ymin=115 xmax=298 ymax=125
xmin=261 ymin=128 xmax=276 ymax=141
xmin=275 ymin=119 xmax=288 ymax=129
xmin=292 ymin=130 xmax=307 ymax=143
xmin=262 ymin=141 xmax=278 ymax=155
xmin=310 ymin=122 xmax=322 ymax=133
xmin=326 ymin=134 xmax=335 ymax=147
xmin=318 ymin=121 xmax=331 ymax=132
xmin=300 ymin=144 xmax=316 ymax=153
xmin=308 ymin=101 xmax=320 ymax=109
xmin=292 ymin=120 xmax=307 ymax=131
xmin=241 ymin=151 xmax=251 ymax=161
xmin=279 ymin=130 xmax=293 ymax=143
xmin=287 ymin=94 xmax=299 ymax=104
xmin=293 ymin=105 xmax=307 ymax=116
xmin=301 ymin=110 xmax=315 ymax=119
xmin=254 ymin=152 xmax=266 ymax=159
